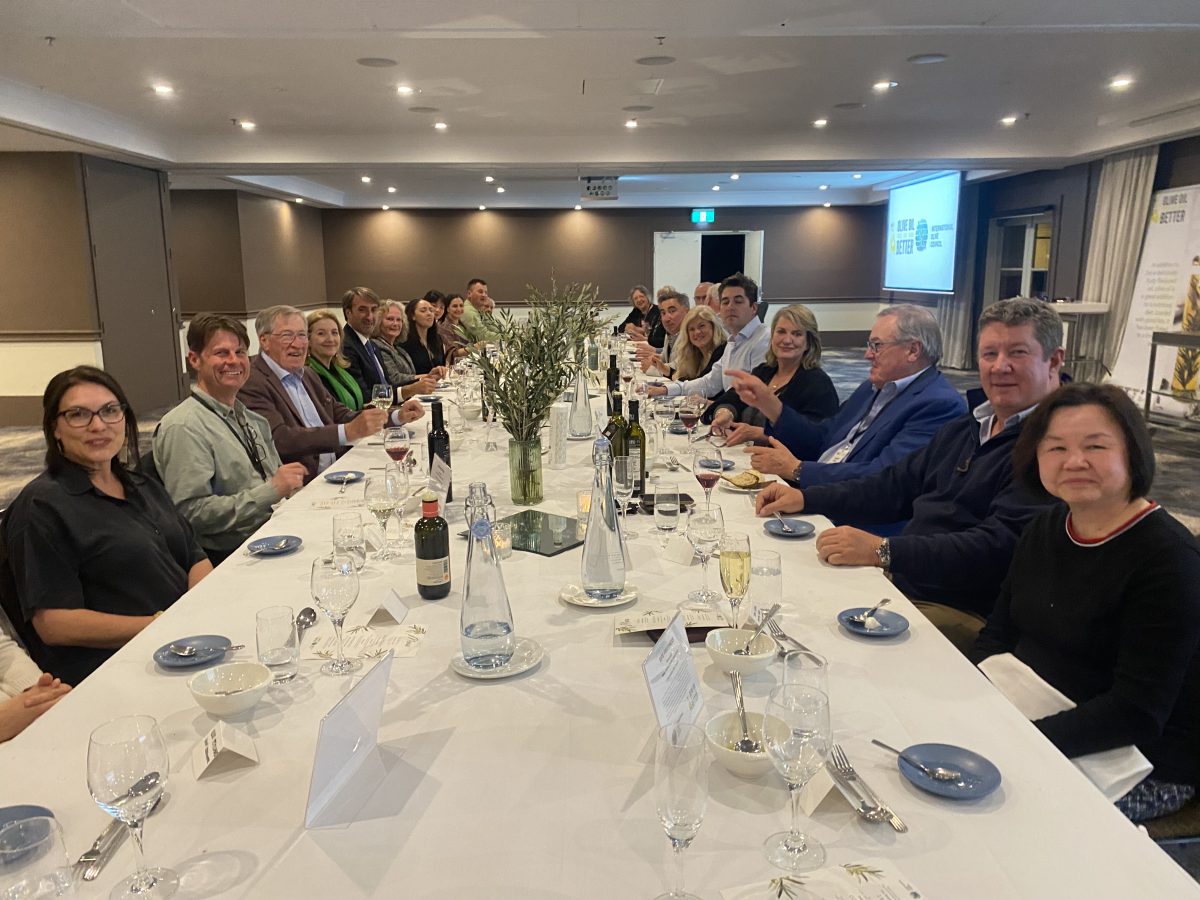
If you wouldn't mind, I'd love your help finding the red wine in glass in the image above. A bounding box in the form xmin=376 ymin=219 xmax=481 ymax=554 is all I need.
xmin=679 ymin=411 xmax=700 ymax=433
xmin=695 ymin=471 xmax=719 ymax=491
xmin=385 ymin=446 xmax=409 ymax=463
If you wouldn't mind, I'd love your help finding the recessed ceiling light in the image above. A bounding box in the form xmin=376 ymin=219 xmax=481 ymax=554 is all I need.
xmin=574 ymin=204 xmax=582 ymax=210
xmin=636 ymin=56 xmax=676 ymax=66
xmin=1110 ymin=75 xmax=1134 ymax=90
xmin=852 ymin=173 xmax=863 ymax=179
xmin=409 ymin=106 xmax=439 ymax=113
xmin=396 ymin=84 xmax=415 ymax=95
xmin=152 ymin=84 xmax=174 ymax=95
xmin=625 ymin=119 xmax=639 ymax=129
xmin=823 ymin=202 xmax=832 ymax=208
xmin=622 ymin=104 xmax=654 ymax=112
xmin=238 ymin=120 xmax=256 ymax=131
xmin=485 ymin=176 xmax=494 ymax=183
xmin=381 ymin=205 xmax=389 ymax=210
xmin=1000 ymin=115 xmax=1018 ymax=126
xmin=834 ymin=102 xmax=866 ymax=110
xmin=730 ymin=173 xmax=740 ymax=181
xmin=812 ymin=118 xmax=828 ymax=128
xmin=361 ymin=176 xmax=372 ymax=183
xmin=907 ymin=53 xmax=948 ymax=65
xmin=434 ymin=121 xmax=448 ymax=130
xmin=496 ymin=187 xmax=505 ymax=193
xmin=819 ymin=184 xmax=828 ymax=191
xmin=294 ymin=198 xmax=304 ymax=203
xmin=387 ymin=186 xmax=396 ymax=193
xmin=357 ymin=57 xmax=397 ymax=68
xmin=478 ymin=205 xmax=487 ymax=211
xmin=873 ymin=80 xmax=898 ymax=92
xmin=711 ymin=185 xmax=720 ymax=192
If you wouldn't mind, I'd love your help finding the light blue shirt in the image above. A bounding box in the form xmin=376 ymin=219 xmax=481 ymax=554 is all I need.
xmin=817 ymin=366 xmax=931 ymax=463
xmin=665 ymin=315 xmax=769 ymax=398
xmin=262 ymin=353 xmax=344 ymax=472
xmin=972 ymin=399 xmax=1039 ymax=445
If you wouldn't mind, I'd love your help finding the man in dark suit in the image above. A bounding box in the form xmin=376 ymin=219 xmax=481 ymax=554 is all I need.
xmin=239 ymin=305 xmax=423 ymax=480
xmin=339 ymin=287 xmax=390 ymax=400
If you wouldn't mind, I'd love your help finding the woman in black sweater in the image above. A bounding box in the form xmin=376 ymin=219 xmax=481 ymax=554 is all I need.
xmin=704 ymin=304 xmax=839 ymax=436
xmin=400 ymin=298 xmax=446 ymax=375
xmin=972 ymin=383 xmax=1200 ymax=822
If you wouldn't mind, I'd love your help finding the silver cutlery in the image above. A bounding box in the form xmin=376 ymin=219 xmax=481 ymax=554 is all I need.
xmin=849 ymin=598 xmax=892 ymax=625
xmin=665 ymin=455 xmax=682 ymax=471
xmin=772 ymin=512 xmax=795 ymax=534
xmin=168 ymin=643 xmax=244 ymax=657
xmin=871 ymin=738 xmax=964 ymax=783
xmin=824 ymin=761 xmax=888 ymax=824
xmin=337 ymin=475 xmax=351 ymax=495
xmin=829 ymin=745 xmax=907 ymax=833
xmin=295 ymin=607 xmax=317 ymax=635
xmin=735 ymin=603 xmax=780 ymax=655
xmin=75 ymin=785 xmax=167 ymax=882
xmin=729 ymin=672 xmax=761 ymax=753
xmin=250 ymin=537 xmax=292 ymax=554
xmin=765 ymin=618 xmax=810 ymax=653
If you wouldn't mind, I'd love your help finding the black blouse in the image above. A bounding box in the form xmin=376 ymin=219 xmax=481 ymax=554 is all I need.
xmin=400 ymin=329 xmax=446 ymax=374
xmin=618 ymin=305 xmax=661 ymax=338
xmin=703 ymin=362 xmax=839 ymax=425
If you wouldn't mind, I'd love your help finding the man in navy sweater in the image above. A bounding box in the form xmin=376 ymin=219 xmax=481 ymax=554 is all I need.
xmin=757 ymin=298 xmax=1065 ymax=651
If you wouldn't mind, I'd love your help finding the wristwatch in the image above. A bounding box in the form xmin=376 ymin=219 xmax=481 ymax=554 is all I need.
xmin=875 ymin=538 xmax=892 ymax=571
xmin=790 ymin=462 xmax=803 ymax=483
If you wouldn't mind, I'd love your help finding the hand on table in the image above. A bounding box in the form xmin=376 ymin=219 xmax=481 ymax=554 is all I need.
xmin=755 ymin=482 xmax=805 ymax=516
xmin=271 ymin=462 xmax=308 ymax=498
xmin=647 ymin=384 xmax=668 ymax=398
xmin=746 ymin=437 xmax=800 ymax=478
xmin=709 ymin=408 xmax=734 ymax=435
xmin=815 ymin=526 xmax=884 ymax=567
xmin=624 ymin=323 xmax=648 ymax=341
xmin=723 ymin=423 xmax=764 ymax=447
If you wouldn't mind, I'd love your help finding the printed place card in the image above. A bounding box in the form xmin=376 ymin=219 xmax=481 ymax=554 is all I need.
xmin=192 ymin=722 xmax=258 ymax=779
xmin=430 ymin=454 xmax=452 ymax=496
xmin=641 ymin=613 xmax=703 ymax=728
xmin=720 ymin=856 xmax=925 ymax=900
xmin=366 ymin=589 xmax=410 ymax=627
xmin=615 ymin=607 xmax=727 ymax=636
xmin=304 ymin=624 xmax=426 ymax=661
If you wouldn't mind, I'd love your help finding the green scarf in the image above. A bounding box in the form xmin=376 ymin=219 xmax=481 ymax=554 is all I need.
xmin=306 ymin=356 xmax=363 ymax=411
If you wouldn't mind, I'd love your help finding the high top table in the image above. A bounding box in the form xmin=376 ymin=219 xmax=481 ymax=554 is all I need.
xmin=2 ymin=420 xmax=1195 ymax=899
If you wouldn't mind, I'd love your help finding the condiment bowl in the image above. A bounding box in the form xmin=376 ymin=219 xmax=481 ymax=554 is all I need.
xmin=188 ymin=662 xmax=273 ymax=718
xmin=705 ymin=710 xmax=789 ymax=778
xmin=705 ymin=627 xmax=775 ymax=675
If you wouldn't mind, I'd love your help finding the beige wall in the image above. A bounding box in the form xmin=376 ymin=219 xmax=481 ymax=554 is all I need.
xmin=237 ymin=193 xmax=327 ymax=310
xmin=170 ymin=190 xmax=245 ymax=314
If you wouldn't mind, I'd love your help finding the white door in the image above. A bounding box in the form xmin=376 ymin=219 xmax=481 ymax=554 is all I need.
xmin=653 ymin=231 xmax=702 ymax=294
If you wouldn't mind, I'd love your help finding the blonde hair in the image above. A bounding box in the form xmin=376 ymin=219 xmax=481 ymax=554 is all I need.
xmin=765 ymin=304 xmax=823 ymax=369
xmin=306 ymin=310 xmax=351 ymax=368
xmin=372 ymin=299 xmax=409 ymax=344
xmin=674 ymin=306 xmax=727 ymax=381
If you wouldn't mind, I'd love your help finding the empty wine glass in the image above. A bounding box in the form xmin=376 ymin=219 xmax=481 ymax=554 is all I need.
xmin=762 ymin=687 xmax=832 ymax=872
xmin=364 ymin=471 xmax=401 ymax=560
xmin=310 ymin=555 xmax=361 ymax=675
xmin=653 ymin=482 xmax=681 ymax=551
xmin=692 ymin=448 xmax=723 ymax=505
xmin=684 ymin=503 xmax=724 ymax=607
xmin=652 ymin=722 xmax=708 ymax=900
xmin=332 ymin=511 xmax=367 ymax=571
xmin=613 ymin=454 xmax=638 ymax=539
xmin=718 ymin=531 xmax=752 ymax=628
xmin=0 ymin=816 xmax=73 ymax=899
xmin=86 ymin=715 xmax=177 ymax=899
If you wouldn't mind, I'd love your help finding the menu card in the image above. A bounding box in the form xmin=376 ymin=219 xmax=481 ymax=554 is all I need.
xmin=721 ymin=857 xmax=926 ymax=900
xmin=616 ymin=607 xmax=727 ymax=636
xmin=303 ymin=624 xmax=427 ymax=660
xmin=641 ymin=613 xmax=703 ymax=728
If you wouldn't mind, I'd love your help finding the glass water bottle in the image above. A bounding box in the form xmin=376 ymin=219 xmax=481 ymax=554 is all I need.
xmin=580 ymin=435 xmax=627 ymax=600
xmin=460 ymin=482 xmax=516 ymax=669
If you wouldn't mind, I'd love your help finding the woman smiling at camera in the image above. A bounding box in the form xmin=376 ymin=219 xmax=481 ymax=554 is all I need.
xmin=305 ymin=310 xmax=364 ymax=411
xmin=1 ymin=367 xmax=211 ymax=684
xmin=672 ymin=306 xmax=727 ymax=383
xmin=401 ymin=297 xmax=447 ymax=375
xmin=972 ymin=383 xmax=1200 ymax=823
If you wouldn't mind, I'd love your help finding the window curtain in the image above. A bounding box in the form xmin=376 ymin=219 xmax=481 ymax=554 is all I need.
xmin=1079 ymin=145 xmax=1159 ymax=377
xmin=935 ymin=182 xmax=980 ymax=371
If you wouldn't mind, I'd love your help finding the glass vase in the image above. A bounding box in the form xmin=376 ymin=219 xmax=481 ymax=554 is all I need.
xmin=508 ymin=437 xmax=544 ymax=505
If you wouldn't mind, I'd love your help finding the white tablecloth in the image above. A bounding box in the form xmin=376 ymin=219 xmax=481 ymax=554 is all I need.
xmin=1 ymin=422 xmax=1195 ymax=899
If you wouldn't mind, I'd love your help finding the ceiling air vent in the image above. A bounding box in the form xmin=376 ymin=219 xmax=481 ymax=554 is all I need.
xmin=580 ymin=176 xmax=619 ymax=201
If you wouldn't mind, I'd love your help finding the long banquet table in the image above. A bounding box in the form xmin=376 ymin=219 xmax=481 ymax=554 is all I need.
xmin=2 ymin=418 xmax=1197 ymax=899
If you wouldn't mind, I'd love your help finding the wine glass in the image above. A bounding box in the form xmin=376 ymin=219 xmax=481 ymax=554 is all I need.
xmin=331 ymin=511 xmax=367 ymax=571
xmin=762 ymin=686 xmax=832 ymax=872
xmin=684 ymin=503 xmax=724 ymax=608
xmin=718 ymin=531 xmax=752 ymax=628
xmin=0 ymin=816 xmax=73 ymax=899
xmin=370 ymin=383 xmax=393 ymax=412
xmin=677 ymin=399 xmax=701 ymax=440
xmin=310 ymin=555 xmax=361 ymax=675
xmin=382 ymin=427 xmax=410 ymax=469
xmin=692 ymin=448 xmax=723 ymax=505
xmin=364 ymin=471 xmax=401 ymax=560
xmin=613 ymin=454 xmax=638 ymax=539
xmin=86 ymin=715 xmax=177 ymax=899
xmin=652 ymin=722 xmax=708 ymax=900
xmin=653 ymin=481 xmax=681 ymax=551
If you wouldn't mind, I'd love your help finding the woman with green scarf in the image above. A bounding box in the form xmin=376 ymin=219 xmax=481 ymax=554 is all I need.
xmin=305 ymin=310 xmax=363 ymax=410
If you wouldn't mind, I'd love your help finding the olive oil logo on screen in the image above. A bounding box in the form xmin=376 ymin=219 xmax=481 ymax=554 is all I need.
xmin=1152 ymin=192 xmax=1188 ymax=226
xmin=890 ymin=216 xmax=953 ymax=255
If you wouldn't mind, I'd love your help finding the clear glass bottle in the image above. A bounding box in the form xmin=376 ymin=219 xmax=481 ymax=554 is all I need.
xmin=581 ymin=435 xmax=627 ymax=600
xmin=568 ymin=364 xmax=593 ymax=438
xmin=460 ymin=482 xmax=516 ymax=669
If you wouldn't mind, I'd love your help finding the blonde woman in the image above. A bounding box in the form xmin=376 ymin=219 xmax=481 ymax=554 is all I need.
xmin=372 ymin=300 xmax=440 ymax=399
xmin=708 ymin=304 xmax=839 ymax=440
xmin=672 ymin=306 xmax=727 ymax=383
xmin=305 ymin=311 xmax=363 ymax=411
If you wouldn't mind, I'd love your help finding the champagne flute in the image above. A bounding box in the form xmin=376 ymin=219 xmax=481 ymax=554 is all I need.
xmin=692 ymin=448 xmax=723 ymax=505
xmin=613 ymin=454 xmax=638 ymax=539
xmin=718 ymin=531 xmax=752 ymax=628
xmin=684 ymin=503 xmax=724 ymax=607
xmin=364 ymin=472 xmax=400 ymax=560
xmin=310 ymin=555 xmax=361 ymax=675
xmin=762 ymin=687 xmax=832 ymax=872
xmin=86 ymin=715 xmax=177 ymax=899
xmin=653 ymin=481 xmax=681 ymax=551
xmin=652 ymin=722 xmax=708 ymax=900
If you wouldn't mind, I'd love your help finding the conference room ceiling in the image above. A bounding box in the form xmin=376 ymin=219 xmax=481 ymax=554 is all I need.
xmin=1 ymin=1 xmax=1198 ymax=209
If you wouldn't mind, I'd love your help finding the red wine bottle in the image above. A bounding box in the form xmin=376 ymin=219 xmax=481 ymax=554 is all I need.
xmin=415 ymin=491 xmax=451 ymax=600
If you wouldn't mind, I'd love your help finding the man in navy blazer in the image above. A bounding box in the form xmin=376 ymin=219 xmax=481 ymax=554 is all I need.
xmin=340 ymin=287 xmax=391 ymax=400
xmin=728 ymin=305 xmax=964 ymax=493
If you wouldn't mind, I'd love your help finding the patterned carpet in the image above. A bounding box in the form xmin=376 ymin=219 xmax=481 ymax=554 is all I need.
xmin=2 ymin=353 xmax=1198 ymax=534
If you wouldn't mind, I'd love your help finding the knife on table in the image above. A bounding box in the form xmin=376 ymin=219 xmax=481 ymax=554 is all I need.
xmin=825 ymin=763 xmax=886 ymax=823
xmin=843 ymin=769 xmax=909 ymax=834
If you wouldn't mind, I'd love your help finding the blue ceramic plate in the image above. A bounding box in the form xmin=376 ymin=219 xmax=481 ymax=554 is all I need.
xmin=698 ymin=457 xmax=735 ymax=470
xmin=764 ymin=518 xmax=815 ymax=539
xmin=0 ymin=805 xmax=54 ymax=831
xmin=247 ymin=535 xmax=303 ymax=556
xmin=897 ymin=742 xmax=1002 ymax=800
xmin=837 ymin=608 xmax=910 ymax=637
xmin=153 ymin=635 xmax=232 ymax=669
xmin=323 ymin=470 xmax=364 ymax=485
xmin=668 ymin=421 xmax=688 ymax=435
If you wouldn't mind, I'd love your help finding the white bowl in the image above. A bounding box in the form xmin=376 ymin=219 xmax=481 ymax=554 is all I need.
xmin=705 ymin=710 xmax=790 ymax=779
xmin=188 ymin=662 xmax=273 ymax=718
xmin=704 ymin=628 xmax=776 ymax=675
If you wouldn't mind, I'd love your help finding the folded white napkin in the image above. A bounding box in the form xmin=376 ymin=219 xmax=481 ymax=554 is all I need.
xmin=979 ymin=652 xmax=1153 ymax=801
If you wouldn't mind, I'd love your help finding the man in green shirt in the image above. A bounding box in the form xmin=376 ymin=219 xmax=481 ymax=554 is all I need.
xmin=154 ymin=315 xmax=307 ymax=565
xmin=457 ymin=277 xmax=500 ymax=344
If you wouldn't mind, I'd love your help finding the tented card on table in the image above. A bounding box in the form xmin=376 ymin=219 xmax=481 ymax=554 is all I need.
xmin=662 ymin=535 xmax=697 ymax=566
xmin=192 ymin=722 xmax=258 ymax=779
xmin=430 ymin=455 xmax=452 ymax=496
xmin=720 ymin=856 xmax=925 ymax=899
xmin=366 ymin=588 xmax=410 ymax=626
xmin=305 ymin=652 xmax=394 ymax=828
xmin=641 ymin=613 xmax=702 ymax=728
xmin=616 ymin=607 xmax=726 ymax=636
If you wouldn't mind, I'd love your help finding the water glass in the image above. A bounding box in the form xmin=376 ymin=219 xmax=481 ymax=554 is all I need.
xmin=652 ymin=722 xmax=707 ymax=900
xmin=684 ymin=503 xmax=724 ymax=607
xmin=613 ymin=454 xmax=638 ymax=539
xmin=493 ymin=521 xmax=513 ymax=558
xmin=781 ymin=650 xmax=829 ymax=700
xmin=256 ymin=605 xmax=299 ymax=683
xmin=332 ymin=512 xmax=367 ymax=571
xmin=0 ymin=816 xmax=73 ymax=899
xmin=762 ymin=687 xmax=832 ymax=872
xmin=750 ymin=550 xmax=782 ymax=615
xmin=652 ymin=481 xmax=680 ymax=550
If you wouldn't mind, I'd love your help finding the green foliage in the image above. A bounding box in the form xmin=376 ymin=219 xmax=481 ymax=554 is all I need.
xmin=1172 ymin=347 xmax=1200 ymax=396
xmin=768 ymin=875 xmax=807 ymax=898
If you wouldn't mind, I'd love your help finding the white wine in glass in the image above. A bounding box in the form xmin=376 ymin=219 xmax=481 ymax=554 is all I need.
xmin=370 ymin=384 xmax=393 ymax=412
xmin=718 ymin=532 xmax=751 ymax=628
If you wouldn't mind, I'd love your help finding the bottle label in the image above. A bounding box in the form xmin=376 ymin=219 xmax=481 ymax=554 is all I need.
xmin=416 ymin=556 xmax=450 ymax=586
xmin=471 ymin=520 xmax=492 ymax=539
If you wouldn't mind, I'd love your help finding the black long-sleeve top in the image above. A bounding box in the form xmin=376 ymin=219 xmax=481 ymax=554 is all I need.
xmin=702 ymin=363 xmax=839 ymax=428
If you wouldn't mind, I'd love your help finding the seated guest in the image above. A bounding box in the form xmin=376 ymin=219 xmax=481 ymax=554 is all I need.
xmin=707 ymin=304 xmax=839 ymax=434
xmin=239 ymin=305 xmax=424 ymax=480
xmin=671 ymin=306 xmax=727 ymax=383
xmin=704 ymin=282 xmax=724 ymax=321
xmin=0 ymin=623 xmax=70 ymax=742
xmin=339 ymin=287 xmax=390 ymax=399
xmin=305 ymin=310 xmax=364 ymax=411
xmin=424 ymin=289 xmax=447 ymax=324
xmin=972 ymin=384 xmax=1200 ymax=823
xmin=638 ymin=291 xmax=690 ymax=376
xmin=727 ymin=305 xmax=965 ymax=490
xmin=2 ymin=366 xmax=212 ymax=683
xmin=618 ymin=285 xmax=659 ymax=342
xmin=401 ymin=297 xmax=446 ymax=374
xmin=756 ymin=298 xmax=1065 ymax=651
xmin=372 ymin=301 xmax=441 ymax=398
xmin=155 ymin=315 xmax=308 ymax=565
xmin=438 ymin=293 xmax=469 ymax=362
xmin=458 ymin=278 xmax=499 ymax=344
xmin=693 ymin=282 xmax=713 ymax=310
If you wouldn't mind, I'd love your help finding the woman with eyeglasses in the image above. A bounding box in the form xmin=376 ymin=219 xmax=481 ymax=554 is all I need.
xmin=1 ymin=366 xmax=211 ymax=684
